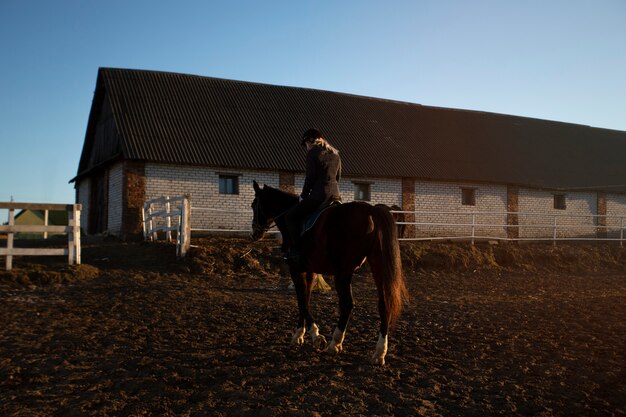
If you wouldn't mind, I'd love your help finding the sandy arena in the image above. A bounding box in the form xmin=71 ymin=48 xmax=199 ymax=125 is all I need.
xmin=1 ymin=237 xmax=625 ymax=416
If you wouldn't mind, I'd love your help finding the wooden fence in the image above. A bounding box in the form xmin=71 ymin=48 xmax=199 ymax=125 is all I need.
xmin=0 ymin=202 xmax=81 ymax=271
xmin=142 ymin=196 xmax=191 ymax=257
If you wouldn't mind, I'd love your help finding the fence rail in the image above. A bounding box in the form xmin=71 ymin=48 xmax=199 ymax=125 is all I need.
xmin=395 ymin=210 xmax=625 ymax=245
xmin=0 ymin=202 xmax=81 ymax=270
xmin=190 ymin=206 xmax=280 ymax=234
xmin=143 ymin=197 xmax=626 ymax=256
xmin=189 ymin=206 xmax=624 ymax=246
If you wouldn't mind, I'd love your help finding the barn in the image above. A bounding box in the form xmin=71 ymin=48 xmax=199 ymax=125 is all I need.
xmin=72 ymin=68 xmax=626 ymax=239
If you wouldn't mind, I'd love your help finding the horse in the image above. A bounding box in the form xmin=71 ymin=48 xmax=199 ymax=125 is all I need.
xmin=250 ymin=181 xmax=408 ymax=365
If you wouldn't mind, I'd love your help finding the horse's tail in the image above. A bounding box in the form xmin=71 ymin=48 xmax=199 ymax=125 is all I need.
xmin=370 ymin=205 xmax=409 ymax=329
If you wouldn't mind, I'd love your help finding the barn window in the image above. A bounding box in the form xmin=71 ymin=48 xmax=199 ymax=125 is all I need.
xmin=554 ymin=194 xmax=566 ymax=210
xmin=219 ymin=175 xmax=239 ymax=195
xmin=461 ymin=188 xmax=476 ymax=206
xmin=354 ymin=183 xmax=371 ymax=201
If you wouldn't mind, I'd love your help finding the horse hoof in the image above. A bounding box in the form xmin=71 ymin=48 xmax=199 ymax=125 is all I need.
xmin=291 ymin=328 xmax=306 ymax=346
xmin=313 ymin=335 xmax=327 ymax=351
xmin=326 ymin=343 xmax=343 ymax=355
xmin=371 ymin=355 xmax=386 ymax=366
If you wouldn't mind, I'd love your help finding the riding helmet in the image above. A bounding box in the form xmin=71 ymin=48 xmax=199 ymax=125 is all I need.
xmin=301 ymin=128 xmax=322 ymax=146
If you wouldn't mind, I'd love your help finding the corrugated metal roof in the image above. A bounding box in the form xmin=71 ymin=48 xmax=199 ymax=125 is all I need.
xmin=76 ymin=67 xmax=626 ymax=193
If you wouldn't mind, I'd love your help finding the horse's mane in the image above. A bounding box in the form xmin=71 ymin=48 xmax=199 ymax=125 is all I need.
xmin=262 ymin=184 xmax=299 ymax=205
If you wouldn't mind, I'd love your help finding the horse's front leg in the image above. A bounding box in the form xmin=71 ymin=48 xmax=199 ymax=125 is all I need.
xmin=290 ymin=270 xmax=308 ymax=345
xmin=290 ymin=270 xmax=326 ymax=350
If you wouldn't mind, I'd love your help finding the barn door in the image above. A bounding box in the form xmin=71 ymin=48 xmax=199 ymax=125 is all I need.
xmin=88 ymin=170 xmax=109 ymax=234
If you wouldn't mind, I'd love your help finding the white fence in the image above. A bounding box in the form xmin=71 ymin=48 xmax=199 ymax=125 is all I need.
xmin=142 ymin=197 xmax=626 ymax=255
xmin=398 ymin=210 xmax=625 ymax=245
xmin=190 ymin=206 xmax=623 ymax=246
xmin=142 ymin=196 xmax=191 ymax=257
xmin=0 ymin=202 xmax=82 ymax=271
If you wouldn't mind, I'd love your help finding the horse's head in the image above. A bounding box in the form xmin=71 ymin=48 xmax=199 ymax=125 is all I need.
xmin=250 ymin=180 xmax=272 ymax=241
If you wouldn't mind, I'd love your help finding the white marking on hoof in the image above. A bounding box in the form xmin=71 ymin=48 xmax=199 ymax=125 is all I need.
xmin=310 ymin=323 xmax=327 ymax=350
xmin=326 ymin=327 xmax=346 ymax=354
xmin=291 ymin=327 xmax=306 ymax=346
xmin=371 ymin=333 xmax=388 ymax=365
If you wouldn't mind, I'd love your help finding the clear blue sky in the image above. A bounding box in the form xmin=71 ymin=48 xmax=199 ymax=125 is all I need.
xmin=1 ymin=0 xmax=625 ymax=204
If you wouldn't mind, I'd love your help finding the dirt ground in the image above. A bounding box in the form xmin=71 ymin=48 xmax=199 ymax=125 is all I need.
xmin=1 ymin=236 xmax=625 ymax=416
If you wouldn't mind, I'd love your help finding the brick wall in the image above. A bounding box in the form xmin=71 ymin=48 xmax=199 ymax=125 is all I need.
xmin=279 ymin=171 xmax=295 ymax=194
xmin=144 ymin=164 xmax=407 ymax=232
xmin=507 ymin=186 xmax=519 ymax=239
xmin=292 ymin=174 xmax=402 ymax=206
xmin=97 ymin=161 xmax=626 ymax=240
xmin=518 ymin=189 xmax=596 ymax=238
xmin=606 ymin=194 xmax=626 ymax=237
xmin=402 ymin=178 xmax=416 ymax=237
xmin=122 ymin=161 xmax=146 ymax=238
xmin=413 ymin=181 xmax=508 ymax=238
xmin=144 ymin=163 xmax=277 ymax=231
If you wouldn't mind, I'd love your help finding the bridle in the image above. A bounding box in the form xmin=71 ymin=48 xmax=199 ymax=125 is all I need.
xmin=251 ymin=196 xmax=292 ymax=237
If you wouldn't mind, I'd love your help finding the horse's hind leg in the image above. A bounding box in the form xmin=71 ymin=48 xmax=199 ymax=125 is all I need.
xmin=372 ymin=288 xmax=389 ymax=365
xmin=370 ymin=260 xmax=390 ymax=365
xmin=326 ymin=273 xmax=354 ymax=355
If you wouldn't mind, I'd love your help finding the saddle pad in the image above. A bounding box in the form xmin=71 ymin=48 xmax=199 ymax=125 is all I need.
xmin=301 ymin=201 xmax=341 ymax=235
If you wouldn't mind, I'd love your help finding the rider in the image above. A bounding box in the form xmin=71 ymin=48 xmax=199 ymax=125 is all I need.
xmin=284 ymin=128 xmax=342 ymax=263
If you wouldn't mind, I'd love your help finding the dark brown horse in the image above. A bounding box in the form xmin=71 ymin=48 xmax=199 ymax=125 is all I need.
xmin=251 ymin=181 xmax=408 ymax=365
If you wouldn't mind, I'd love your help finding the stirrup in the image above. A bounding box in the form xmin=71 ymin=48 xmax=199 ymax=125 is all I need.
xmin=283 ymin=249 xmax=303 ymax=265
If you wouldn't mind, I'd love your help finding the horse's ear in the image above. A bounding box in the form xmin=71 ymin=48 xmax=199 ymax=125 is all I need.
xmin=253 ymin=180 xmax=261 ymax=193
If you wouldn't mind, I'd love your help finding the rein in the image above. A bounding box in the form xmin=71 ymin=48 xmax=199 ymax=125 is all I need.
xmin=271 ymin=206 xmax=292 ymax=222
xmin=252 ymin=199 xmax=295 ymax=235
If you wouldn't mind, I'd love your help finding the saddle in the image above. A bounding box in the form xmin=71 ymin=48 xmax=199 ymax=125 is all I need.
xmin=301 ymin=199 xmax=341 ymax=235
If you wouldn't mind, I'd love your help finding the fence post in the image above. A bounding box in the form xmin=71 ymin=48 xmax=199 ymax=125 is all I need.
xmin=177 ymin=195 xmax=191 ymax=258
xmin=6 ymin=208 xmax=14 ymax=271
xmin=44 ymin=209 xmax=49 ymax=239
xmin=553 ymin=215 xmax=557 ymax=246
xmin=68 ymin=206 xmax=76 ymax=265
xmin=165 ymin=196 xmax=172 ymax=243
xmin=621 ymin=217 xmax=624 ymax=247
xmin=471 ymin=214 xmax=475 ymax=245
xmin=74 ymin=205 xmax=81 ymax=265
xmin=147 ymin=204 xmax=154 ymax=241
xmin=141 ymin=202 xmax=147 ymax=240
xmin=151 ymin=203 xmax=158 ymax=241
xmin=66 ymin=204 xmax=81 ymax=265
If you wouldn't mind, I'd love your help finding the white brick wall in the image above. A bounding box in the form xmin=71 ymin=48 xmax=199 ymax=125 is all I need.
xmin=144 ymin=163 xmax=277 ymax=230
xmin=414 ymin=181 xmax=508 ymax=238
xmin=518 ymin=189 xmax=596 ymax=238
xmin=107 ymin=163 xmax=124 ymax=235
xmin=293 ymin=174 xmax=402 ymax=206
xmin=607 ymin=194 xmax=626 ymax=236
xmin=94 ymin=161 xmax=626 ymax=241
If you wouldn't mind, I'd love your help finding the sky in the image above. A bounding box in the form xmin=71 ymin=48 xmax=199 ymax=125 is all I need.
xmin=1 ymin=0 xmax=625 ymax=205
